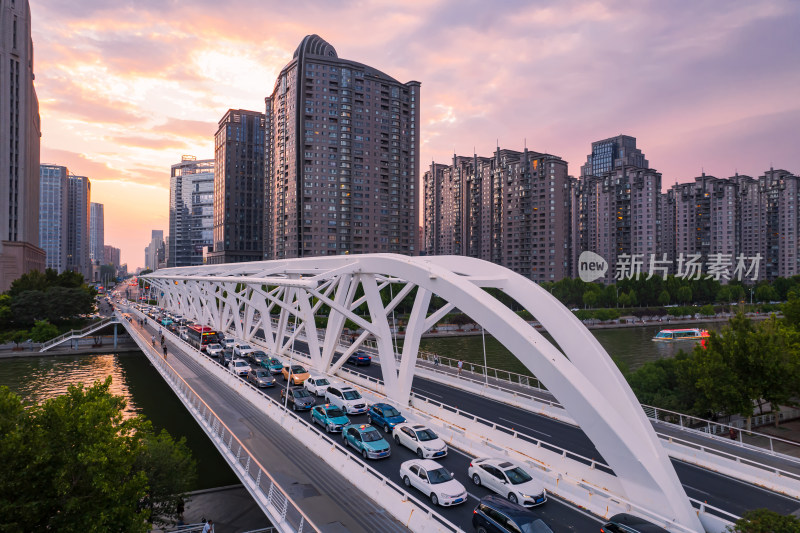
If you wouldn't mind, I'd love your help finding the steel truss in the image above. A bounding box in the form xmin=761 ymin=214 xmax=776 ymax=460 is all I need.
xmin=144 ymin=254 xmax=701 ymax=531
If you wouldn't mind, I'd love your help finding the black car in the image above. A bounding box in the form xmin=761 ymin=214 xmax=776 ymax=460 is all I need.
xmin=601 ymin=513 xmax=670 ymax=533
xmin=347 ymin=351 xmax=372 ymax=366
xmin=280 ymin=387 xmax=315 ymax=411
xmin=472 ymin=495 xmax=552 ymax=533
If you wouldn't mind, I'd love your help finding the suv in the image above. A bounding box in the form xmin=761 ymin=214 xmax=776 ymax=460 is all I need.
xmin=600 ymin=514 xmax=670 ymax=533
xmin=472 ymin=495 xmax=553 ymax=533
xmin=325 ymin=385 xmax=368 ymax=414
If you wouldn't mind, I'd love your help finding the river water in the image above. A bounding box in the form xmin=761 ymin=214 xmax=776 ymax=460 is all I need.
xmin=0 ymin=352 xmax=237 ymax=490
xmin=419 ymin=321 xmax=724 ymax=377
xmin=0 ymin=321 xmax=723 ymax=491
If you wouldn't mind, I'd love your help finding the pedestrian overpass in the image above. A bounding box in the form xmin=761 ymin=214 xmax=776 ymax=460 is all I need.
xmin=136 ymin=254 xmax=722 ymax=532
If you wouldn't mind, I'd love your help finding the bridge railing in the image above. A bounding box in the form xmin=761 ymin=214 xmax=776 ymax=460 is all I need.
xmin=39 ymin=316 xmax=118 ymax=351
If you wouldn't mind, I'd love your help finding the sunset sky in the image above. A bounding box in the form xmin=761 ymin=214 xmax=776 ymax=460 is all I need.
xmin=30 ymin=0 xmax=800 ymax=270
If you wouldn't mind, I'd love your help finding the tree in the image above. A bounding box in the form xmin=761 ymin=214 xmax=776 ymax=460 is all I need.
xmin=29 ymin=320 xmax=59 ymax=342
xmin=626 ymin=289 xmax=638 ymax=308
xmin=582 ymin=291 xmax=597 ymax=309
xmin=783 ymin=293 xmax=800 ymax=328
xmin=657 ymin=290 xmax=670 ymax=307
xmin=717 ymin=286 xmax=732 ymax=304
xmin=677 ymin=285 xmax=692 ymax=305
xmin=730 ymin=508 xmax=800 ymax=532
xmin=0 ymin=378 xmax=196 ymax=532
xmin=754 ymin=284 xmax=778 ymax=303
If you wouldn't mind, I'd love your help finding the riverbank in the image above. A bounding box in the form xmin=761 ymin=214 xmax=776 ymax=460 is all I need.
xmin=0 ymin=335 xmax=139 ymax=359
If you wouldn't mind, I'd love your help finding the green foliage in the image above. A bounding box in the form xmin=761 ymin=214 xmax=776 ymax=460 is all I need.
xmin=783 ymin=293 xmax=800 ymax=328
xmin=677 ymin=285 xmax=692 ymax=304
xmin=754 ymin=285 xmax=779 ymax=303
xmin=627 ymin=351 xmax=697 ymax=412
xmin=4 ymin=329 xmax=29 ymax=346
xmin=730 ymin=508 xmax=800 ymax=532
xmin=582 ymin=291 xmax=597 ymax=308
xmin=658 ymin=290 xmax=670 ymax=306
xmin=699 ymin=304 xmax=716 ymax=316
xmin=2 ymin=270 xmax=96 ymax=329
xmin=0 ymin=378 xmax=196 ymax=532
xmin=29 ymin=320 xmax=60 ymax=342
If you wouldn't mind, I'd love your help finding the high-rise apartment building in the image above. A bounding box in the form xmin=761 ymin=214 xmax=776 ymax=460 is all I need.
xmin=144 ymin=230 xmax=164 ymax=271
xmin=0 ymin=0 xmax=45 ymax=290
xmin=66 ymin=176 xmax=91 ymax=280
xmin=731 ymin=173 xmax=765 ymax=280
xmin=168 ymin=155 xmax=214 ymax=267
xmin=575 ymin=136 xmax=660 ymax=282
xmin=424 ymin=147 xmax=572 ymax=282
xmin=207 ymin=110 xmax=265 ymax=265
xmin=39 ymin=164 xmax=69 ymax=272
xmin=761 ymin=169 xmax=800 ymax=279
xmin=669 ymin=174 xmax=737 ymax=270
xmin=104 ymin=244 xmax=121 ymax=268
xmin=264 ymin=35 xmax=420 ymax=259
xmin=90 ymin=202 xmax=104 ymax=265
xmin=580 ymin=135 xmax=648 ymax=177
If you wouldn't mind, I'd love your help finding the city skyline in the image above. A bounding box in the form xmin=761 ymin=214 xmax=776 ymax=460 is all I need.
xmin=29 ymin=0 xmax=800 ymax=268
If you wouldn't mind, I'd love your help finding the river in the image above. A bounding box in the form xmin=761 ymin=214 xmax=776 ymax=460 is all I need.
xmin=0 ymin=352 xmax=237 ymax=490
xmin=419 ymin=321 xmax=724 ymax=377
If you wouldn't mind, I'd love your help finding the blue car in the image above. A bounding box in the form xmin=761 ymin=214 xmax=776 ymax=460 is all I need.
xmin=310 ymin=404 xmax=350 ymax=433
xmin=367 ymin=403 xmax=406 ymax=434
xmin=342 ymin=424 xmax=391 ymax=460
xmin=347 ymin=351 xmax=372 ymax=366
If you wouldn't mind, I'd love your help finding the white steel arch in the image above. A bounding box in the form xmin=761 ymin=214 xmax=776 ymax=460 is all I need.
xmin=144 ymin=254 xmax=702 ymax=531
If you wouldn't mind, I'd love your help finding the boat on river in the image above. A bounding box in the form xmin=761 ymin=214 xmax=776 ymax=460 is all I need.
xmin=652 ymin=328 xmax=710 ymax=341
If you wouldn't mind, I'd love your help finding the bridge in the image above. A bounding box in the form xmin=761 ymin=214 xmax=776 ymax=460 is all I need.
xmin=119 ymin=254 xmax=800 ymax=532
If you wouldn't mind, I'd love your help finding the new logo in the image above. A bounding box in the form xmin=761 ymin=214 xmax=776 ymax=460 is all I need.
xmin=578 ymin=251 xmax=608 ymax=282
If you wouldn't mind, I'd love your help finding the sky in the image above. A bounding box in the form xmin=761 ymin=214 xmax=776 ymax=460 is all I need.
xmin=29 ymin=0 xmax=800 ymax=270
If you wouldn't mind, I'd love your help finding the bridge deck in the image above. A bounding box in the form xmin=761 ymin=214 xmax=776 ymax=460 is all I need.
xmin=125 ymin=318 xmax=410 ymax=533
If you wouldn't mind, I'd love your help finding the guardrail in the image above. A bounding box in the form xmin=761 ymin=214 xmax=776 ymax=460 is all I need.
xmin=122 ymin=306 xmax=462 ymax=533
xmin=39 ymin=316 xmax=118 ymax=351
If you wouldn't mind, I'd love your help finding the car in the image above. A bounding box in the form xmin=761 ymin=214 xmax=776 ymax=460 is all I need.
xmin=281 ymin=364 xmax=310 ymax=385
xmin=227 ymin=358 xmax=251 ymax=377
xmin=160 ymin=317 xmax=173 ymax=327
xmin=280 ymin=386 xmax=315 ymax=411
xmin=233 ymin=343 xmax=256 ymax=359
xmin=347 ymin=351 xmax=372 ymax=366
xmin=325 ymin=385 xmax=368 ymax=414
xmin=304 ymin=375 xmax=331 ymax=397
xmin=399 ymin=459 xmax=467 ymax=507
xmin=248 ymin=350 xmax=268 ymax=365
xmin=221 ymin=337 xmax=235 ymax=349
xmin=392 ymin=423 xmax=448 ymax=459
xmin=261 ymin=357 xmax=284 ymax=374
xmin=342 ymin=423 xmax=391 ymax=460
xmin=206 ymin=343 xmax=224 ymax=358
xmin=600 ymin=513 xmax=671 ymax=533
xmin=310 ymin=404 xmax=350 ymax=432
xmin=247 ymin=368 xmax=275 ymax=388
xmin=367 ymin=403 xmax=406 ymax=433
xmin=472 ymin=495 xmax=553 ymax=533
xmin=179 ymin=327 xmax=189 ymax=341
xmin=469 ymin=458 xmax=546 ymax=507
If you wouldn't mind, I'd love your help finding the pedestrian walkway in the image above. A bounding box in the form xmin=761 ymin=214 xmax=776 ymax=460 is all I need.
xmin=181 ymin=485 xmax=272 ymax=533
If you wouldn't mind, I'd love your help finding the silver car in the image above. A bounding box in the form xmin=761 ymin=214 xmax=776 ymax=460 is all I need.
xmin=247 ymin=368 xmax=275 ymax=388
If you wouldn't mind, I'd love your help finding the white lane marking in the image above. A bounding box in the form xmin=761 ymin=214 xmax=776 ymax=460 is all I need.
xmin=682 ymin=484 xmax=711 ymax=496
xmin=675 ymin=459 xmax=800 ymax=503
xmin=417 ymin=388 xmax=445 ymax=399
xmin=499 ymin=417 xmax=552 ymax=438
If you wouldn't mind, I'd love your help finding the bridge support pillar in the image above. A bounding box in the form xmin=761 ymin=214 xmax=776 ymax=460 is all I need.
xmin=113 ymin=323 xmax=118 ymax=348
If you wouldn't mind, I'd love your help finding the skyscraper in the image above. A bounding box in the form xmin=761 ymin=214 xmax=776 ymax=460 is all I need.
xmin=90 ymin=202 xmax=104 ymax=265
xmin=575 ymin=136 xmax=660 ymax=282
xmin=39 ymin=164 xmax=69 ymax=273
xmin=103 ymin=244 xmax=121 ymax=268
xmin=0 ymin=0 xmax=45 ymax=290
xmin=207 ymin=110 xmax=265 ymax=265
xmin=264 ymin=35 xmax=420 ymax=259
xmin=424 ymin=147 xmax=572 ymax=282
xmin=66 ymin=176 xmax=91 ymax=280
xmin=144 ymin=230 xmax=164 ymax=271
xmin=168 ymin=155 xmax=214 ymax=267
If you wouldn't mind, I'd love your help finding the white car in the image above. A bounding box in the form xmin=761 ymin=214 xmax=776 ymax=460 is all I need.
xmin=392 ymin=423 xmax=448 ymax=459
xmin=304 ymin=375 xmax=331 ymax=397
xmin=399 ymin=459 xmax=467 ymax=507
xmin=325 ymin=385 xmax=368 ymax=414
xmin=206 ymin=343 xmax=224 ymax=357
xmin=233 ymin=343 xmax=256 ymax=359
xmin=221 ymin=337 xmax=235 ymax=349
xmin=228 ymin=358 xmax=251 ymax=377
xmin=468 ymin=457 xmax=547 ymax=507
